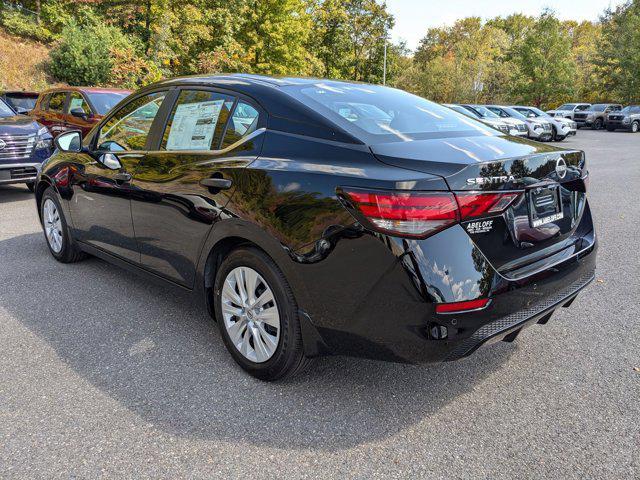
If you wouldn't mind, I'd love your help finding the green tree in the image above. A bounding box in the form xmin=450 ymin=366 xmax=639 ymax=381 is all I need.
xmin=596 ymin=0 xmax=640 ymax=103
xmin=509 ymin=10 xmax=576 ymax=107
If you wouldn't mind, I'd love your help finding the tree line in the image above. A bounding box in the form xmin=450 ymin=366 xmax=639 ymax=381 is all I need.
xmin=1 ymin=0 xmax=640 ymax=108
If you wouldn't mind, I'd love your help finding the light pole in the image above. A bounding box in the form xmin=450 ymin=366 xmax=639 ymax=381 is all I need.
xmin=383 ymin=38 xmax=387 ymax=85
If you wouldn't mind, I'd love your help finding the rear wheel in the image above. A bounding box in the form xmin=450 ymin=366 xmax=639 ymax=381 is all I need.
xmin=40 ymin=187 xmax=85 ymax=263
xmin=213 ymin=247 xmax=310 ymax=381
xmin=631 ymin=121 xmax=639 ymax=133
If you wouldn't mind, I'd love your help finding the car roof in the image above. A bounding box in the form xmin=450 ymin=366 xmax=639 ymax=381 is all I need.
xmin=41 ymin=87 xmax=131 ymax=94
xmin=1 ymin=90 xmax=39 ymax=96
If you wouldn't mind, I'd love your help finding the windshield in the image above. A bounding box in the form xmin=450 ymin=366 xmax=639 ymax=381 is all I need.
xmin=470 ymin=105 xmax=500 ymax=119
xmin=0 ymin=98 xmax=15 ymax=117
xmin=557 ymin=104 xmax=576 ymax=111
xmin=4 ymin=95 xmax=37 ymax=111
xmin=501 ymin=107 xmax=529 ymax=121
xmin=621 ymin=106 xmax=640 ymax=114
xmin=283 ymin=82 xmax=498 ymax=143
xmin=591 ymin=104 xmax=609 ymax=112
xmin=529 ymin=107 xmax=551 ymax=118
xmin=86 ymin=91 xmax=129 ymax=115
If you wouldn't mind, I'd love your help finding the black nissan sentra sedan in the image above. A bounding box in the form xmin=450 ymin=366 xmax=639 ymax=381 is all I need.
xmin=35 ymin=74 xmax=596 ymax=380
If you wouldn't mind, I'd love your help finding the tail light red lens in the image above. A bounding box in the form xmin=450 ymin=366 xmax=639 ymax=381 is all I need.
xmin=340 ymin=188 xmax=521 ymax=238
xmin=455 ymin=192 xmax=520 ymax=220
xmin=342 ymin=190 xmax=458 ymax=238
xmin=435 ymin=298 xmax=490 ymax=314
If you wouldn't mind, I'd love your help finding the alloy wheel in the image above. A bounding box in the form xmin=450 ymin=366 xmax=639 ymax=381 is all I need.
xmin=221 ymin=266 xmax=281 ymax=363
xmin=43 ymin=198 xmax=63 ymax=253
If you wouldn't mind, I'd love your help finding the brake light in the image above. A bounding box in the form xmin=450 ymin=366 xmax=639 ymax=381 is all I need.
xmin=455 ymin=192 xmax=519 ymax=219
xmin=340 ymin=188 xmax=520 ymax=238
xmin=435 ymin=298 xmax=490 ymax=314
xmin=341 ymin=189 xmax=458 ymax=238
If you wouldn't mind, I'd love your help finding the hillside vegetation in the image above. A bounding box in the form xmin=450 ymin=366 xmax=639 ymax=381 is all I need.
xmin=0 ymin=28 xmax=56 ymax=91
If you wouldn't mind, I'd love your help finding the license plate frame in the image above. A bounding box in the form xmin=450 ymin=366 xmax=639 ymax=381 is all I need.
xmin=527 ymin=184 xmax=563 ymax=228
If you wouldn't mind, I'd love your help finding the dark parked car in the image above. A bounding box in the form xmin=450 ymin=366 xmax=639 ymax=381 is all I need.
xmin=35 ymin=75 xmax=596 ymax=380
xmin=0 ymin=90 xmax=39 ymax=114
xmin=30 ymin=87 xmax=131 ymax=137
xmin=0 ymin=97 xmax=53 ymax=190
xmin=574 ymin=104 xmax=622 ymax=129
xmin=605 ymin=105 xmax=640 ymax=132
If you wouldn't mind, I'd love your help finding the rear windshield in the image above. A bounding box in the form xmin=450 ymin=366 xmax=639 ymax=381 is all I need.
xmin=621 ymin=106 xmax=640 ymax=114
xmin=86 ymin=92 xmax=129 ymax=115
xmin=282 ymin=82 xmax=497 ymax=143
xmin=0 ymin=98 xmax=15 ymax=117
xmin=4 ymin=94 xmax=37 ymax=111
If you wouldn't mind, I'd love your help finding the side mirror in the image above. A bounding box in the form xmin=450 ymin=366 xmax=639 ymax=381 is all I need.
xmin=99 ymin=153 xmax=122 ymax=170
xmin=55 ymin=131 xmax=82 ymax=152
xmin=70 ymin=107 xmax=89 ymax=120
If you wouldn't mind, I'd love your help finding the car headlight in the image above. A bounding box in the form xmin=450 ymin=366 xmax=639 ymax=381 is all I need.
xmin=35 ymin=126 xmax=53 ymax=150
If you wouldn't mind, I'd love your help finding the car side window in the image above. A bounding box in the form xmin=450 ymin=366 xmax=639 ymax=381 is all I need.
xmin=48 ymin=92 xmax=67 ymax=113
xmin=97 ymin=91 xmax=166 ymax=152
xmin=39 ymin=93 xmax=51 ymax=111
xmin=161 ymin=90 xmax=234 ymax=151
xmin=221 ymin=101 xmax=259 ymax=149
xmin=68 ymin=92 xmax=90 ymax=115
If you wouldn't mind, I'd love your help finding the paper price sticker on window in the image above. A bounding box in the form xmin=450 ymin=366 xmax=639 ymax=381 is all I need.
xmin=166 ymin=100 xmax=224 ymax=151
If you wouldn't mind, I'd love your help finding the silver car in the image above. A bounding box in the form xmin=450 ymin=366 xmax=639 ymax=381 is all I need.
xmin=546 ymin=103 xmax=591 ymax=120
xmin=486 ymin=105 xmax=552 ymax=141
xmin=460 ymin=105 xmax=527 ymax=137
xmin=444 ymin=104 xmax=511 ymax=134
xmin=512 ymin=106 xmax=576 ymax=141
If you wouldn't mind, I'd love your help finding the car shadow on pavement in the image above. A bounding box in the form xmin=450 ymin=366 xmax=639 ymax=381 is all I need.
xmin=0 ymin=232 xmax=517 ymax=451
xmin=0 ymin=185 xmax=33 ymax=204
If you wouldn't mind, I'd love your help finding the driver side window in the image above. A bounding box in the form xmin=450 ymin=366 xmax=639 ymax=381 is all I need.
xmin=97 ymin=91 xmax=166 ymax=151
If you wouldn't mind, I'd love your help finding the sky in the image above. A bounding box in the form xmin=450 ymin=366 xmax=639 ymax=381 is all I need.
xmin=386 ymin=0 xmax=627 ymax=51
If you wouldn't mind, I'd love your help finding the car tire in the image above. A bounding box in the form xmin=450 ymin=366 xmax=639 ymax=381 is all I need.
xmin=40 ymin=187 xmax=86 ymax=263
xmin=593 ymin=118 xmax=603 ymax=130
xmin=631 ymin=121 xmax=639 ymax=133
xmin=26 ymin=182 xmax=35 ymax=193
xmin=606 ymin=125 xmax=616 ymax=132
xmin=213 ymin=246 xmax=311 ymax=381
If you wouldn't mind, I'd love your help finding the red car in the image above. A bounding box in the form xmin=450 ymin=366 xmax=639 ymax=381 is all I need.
xmin=30 ymin=87 xmax=131 ymax=137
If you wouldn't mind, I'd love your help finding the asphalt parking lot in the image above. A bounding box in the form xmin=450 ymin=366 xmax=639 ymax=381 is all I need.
xmin=0 ymin=130 xmax=638 ymax=479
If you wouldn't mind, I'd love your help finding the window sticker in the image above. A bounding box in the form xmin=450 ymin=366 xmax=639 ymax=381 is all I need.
xmin=166 ymin=100 xmax=224 ymax=150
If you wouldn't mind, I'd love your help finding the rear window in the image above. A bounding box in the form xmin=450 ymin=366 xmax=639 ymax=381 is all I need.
xmin=0 ymin=98 xmax=14 ymax=117
xmin=85 ymin=92 xmax=129 ymax=115
xmin=4 ymin=94 xmax=37 ymax=111
xmin=282 ymin=82 xmax=496 ymax=143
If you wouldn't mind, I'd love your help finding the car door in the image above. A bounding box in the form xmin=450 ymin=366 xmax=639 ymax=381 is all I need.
xmin=130 ymin=88 xmax=265 ymax=287
xmin=45 ymin=91 xmax=69 ymax=137
xmin=69 ymin=90 xmax=169 ymax=263
xmin=65 ymin=91 xmax=95 ymax=136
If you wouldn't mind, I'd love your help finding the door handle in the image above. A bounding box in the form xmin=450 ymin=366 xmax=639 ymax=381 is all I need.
xmin=114 ymin=172 xmax=132 ymax=184
xmin=200 ymin=178 xmax=232 ymax=190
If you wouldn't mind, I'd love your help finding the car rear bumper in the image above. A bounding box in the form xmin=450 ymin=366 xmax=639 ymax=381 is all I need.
xmin=0 ymin=162 xmax=40 ymax=185
xmin=293 ymin=209 xmax=597 ymax=364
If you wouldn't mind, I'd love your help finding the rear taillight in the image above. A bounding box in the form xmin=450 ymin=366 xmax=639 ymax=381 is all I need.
xmin=455 ymin=192 xmax=520 ymax=219
xmin=340 ymin=188 xmax=520 ymax=238
xmin=340 ymin=189 xmax=458 ymax=238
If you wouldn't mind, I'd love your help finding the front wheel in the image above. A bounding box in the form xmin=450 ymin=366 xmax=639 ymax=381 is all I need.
xmin=606 ymin=125 xmax=616 ymax=132
xmin=40 ymin=187 xmax=86 ymax=263
xmin=213 ymin=247 xmax=311 ymax=381
xmin=593 ymin=118 xmax=603 ymax=130
xmin=631 ymin=121 xmax=639 ymax=133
